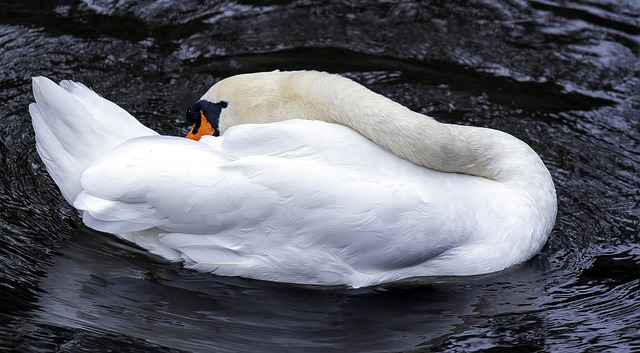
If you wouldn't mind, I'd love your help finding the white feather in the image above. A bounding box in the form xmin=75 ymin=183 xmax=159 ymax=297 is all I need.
xmin=30 ymin=77 xmax=156 ymax=203
xmin=29 ymin=73 xmax=557 ymax=288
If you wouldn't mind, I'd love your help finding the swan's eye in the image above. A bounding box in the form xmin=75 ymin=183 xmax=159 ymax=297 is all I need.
xmin=186 ymin=101 xmax=226 ymax=125
xmin=186 ymin=105 xmax=202 ymax=124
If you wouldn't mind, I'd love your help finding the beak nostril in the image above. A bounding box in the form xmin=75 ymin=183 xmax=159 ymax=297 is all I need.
xmin=192 ymin=114 xmax=202 ymax=134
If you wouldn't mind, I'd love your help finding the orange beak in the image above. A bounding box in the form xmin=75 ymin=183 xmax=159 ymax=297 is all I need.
xmin=186 ymin=111 xmax=215 ymax=141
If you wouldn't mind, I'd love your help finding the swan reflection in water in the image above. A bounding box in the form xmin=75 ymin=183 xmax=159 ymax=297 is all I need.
xmin=32 ymin=229 xmax=550 ymax=352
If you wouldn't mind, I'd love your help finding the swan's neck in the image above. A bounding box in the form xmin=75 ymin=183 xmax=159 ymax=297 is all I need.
xmin=289 ymin=72 xmax=555 ymax=195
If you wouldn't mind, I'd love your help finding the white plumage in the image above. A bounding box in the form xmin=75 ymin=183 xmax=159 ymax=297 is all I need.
xmin=29 ymin=72 xmax=557 ymax=288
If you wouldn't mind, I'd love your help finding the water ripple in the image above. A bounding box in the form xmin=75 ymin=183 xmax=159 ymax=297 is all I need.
xmin=1 ymin=0 xmax=638 ymax=352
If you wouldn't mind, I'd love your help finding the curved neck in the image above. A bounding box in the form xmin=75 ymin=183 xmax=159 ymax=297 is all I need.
xmin=288 ymin=72 xmax=554 ymax=192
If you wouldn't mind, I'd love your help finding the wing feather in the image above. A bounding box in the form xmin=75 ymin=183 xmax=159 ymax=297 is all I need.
xmin=74 ymin=120 xmax=508 ymax=281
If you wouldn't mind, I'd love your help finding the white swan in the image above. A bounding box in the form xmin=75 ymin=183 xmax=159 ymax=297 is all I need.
xmin=29 ymin=71 xmax=556 ymax=288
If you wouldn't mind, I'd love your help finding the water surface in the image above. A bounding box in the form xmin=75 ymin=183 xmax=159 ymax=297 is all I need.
xmin=1 ymin=1 xmax=638 ymax=352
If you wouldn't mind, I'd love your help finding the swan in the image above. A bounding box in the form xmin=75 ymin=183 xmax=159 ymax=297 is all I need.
xmin=29 ymin=71 xmax=557 ymax=288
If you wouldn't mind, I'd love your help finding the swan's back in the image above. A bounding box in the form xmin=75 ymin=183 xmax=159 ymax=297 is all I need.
xmin=76 ymin=119 xmax=532 ymax=287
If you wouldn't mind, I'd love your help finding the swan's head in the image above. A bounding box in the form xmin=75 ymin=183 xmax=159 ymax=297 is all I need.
xmin=185 ymin=70 xmax=344 ymax=140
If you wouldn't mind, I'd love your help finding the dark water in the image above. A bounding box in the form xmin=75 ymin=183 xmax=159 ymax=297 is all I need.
xmin=1 ymin=0 xmax=638 ymax=352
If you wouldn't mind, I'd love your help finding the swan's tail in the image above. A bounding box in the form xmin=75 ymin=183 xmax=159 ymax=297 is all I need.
xmin=29 ymin=77 xmax=157 ymax=204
